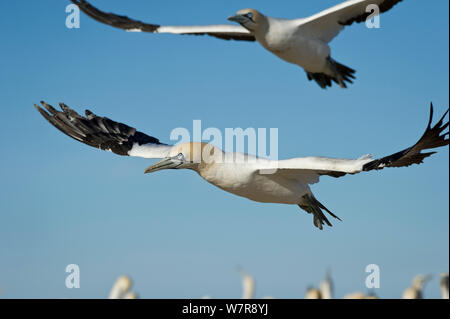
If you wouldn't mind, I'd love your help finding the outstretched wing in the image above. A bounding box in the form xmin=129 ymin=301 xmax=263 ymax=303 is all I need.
xmin=70 ymin=0 xmax=255 ymax=42
xmin=297 ymin=0 xmax=403 ymax=43
xmin=35 ymin=101 xmax=172 ymax=159
xmin=261 ymin=103 xmax=448 ymax=184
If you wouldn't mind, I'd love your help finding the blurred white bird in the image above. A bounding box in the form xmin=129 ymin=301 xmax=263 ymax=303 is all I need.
xmin=402 ymin=274 xmax=432 ymax=299
xmin=440 ymin=273 xmax=449 ymax=299
xmin=35 ymin=101 xmax=449 ymax=230
xmin=305 ymin=287 xmax=322 ymax=299
xmin=305 ymin=270 xmax=333 ymax=299
xmin=319 ymin=270 xmax=334 ymax=299
xmin=344 ymin=292 xmax=378 ymax=299
xmin=237 ymin=267 xmax=255 ymax=299
xmin=109 ymin=275 xmax=138 ymax=299
xmin=70 ymin=0 xmax=403 ymax=89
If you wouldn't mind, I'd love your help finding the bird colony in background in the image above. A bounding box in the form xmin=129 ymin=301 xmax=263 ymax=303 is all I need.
xmin=71 ymin=0 xmax=403 ymax=89
xmin=27 ymin=0 xmax=449 ymax=300
xmin=107 ymin=269 xmax=449 ymax=299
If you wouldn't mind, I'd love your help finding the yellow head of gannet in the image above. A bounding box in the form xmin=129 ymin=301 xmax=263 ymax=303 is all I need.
xmin=144 ymin=142 xmax=222 ymax=174
xmin=228 ymin=9 xmax=266 ymax=32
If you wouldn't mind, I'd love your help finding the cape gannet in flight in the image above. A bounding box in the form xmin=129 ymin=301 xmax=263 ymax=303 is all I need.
xmin=70 ymin=0 xmax=403 ymax=89
xmin=34 ymin=101 xmax=448 ymax=230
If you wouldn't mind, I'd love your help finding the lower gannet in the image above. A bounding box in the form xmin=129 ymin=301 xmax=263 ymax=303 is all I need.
xmin=34 ymin=101 xmax=448 ymax=230
xmin=70 ymin=0 xmax=403 ymax=89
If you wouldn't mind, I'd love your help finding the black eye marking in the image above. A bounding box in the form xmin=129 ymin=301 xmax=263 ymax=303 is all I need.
xmin=177 ymin=153 xmax=185 ymax=161
xmin=244 ymin=12 xmax=254 ymax=21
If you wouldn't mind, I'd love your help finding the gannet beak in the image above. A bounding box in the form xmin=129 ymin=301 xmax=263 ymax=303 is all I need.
xmin=228 ymin=15 xmax=248 ymax=24
xmin=144 ymin=157 xmax=183 ymax=174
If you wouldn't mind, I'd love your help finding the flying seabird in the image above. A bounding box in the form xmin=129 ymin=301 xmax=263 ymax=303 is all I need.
xmin=34 ymin=101 xmax=448 ymax=230
xmin=70 ymin=0 xmax=403 ymax=89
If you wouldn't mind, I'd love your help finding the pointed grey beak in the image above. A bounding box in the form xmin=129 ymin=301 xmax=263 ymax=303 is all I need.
xmin=228 ymin=15 xmax=248 ymax=24
xmin=144 ymin=157 xmax=183 ymax=174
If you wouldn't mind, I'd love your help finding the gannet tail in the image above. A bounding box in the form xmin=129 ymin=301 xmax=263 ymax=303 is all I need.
xmin=306 ymin=57 xmax=356 ymax=89
xmin=298 ymin=194 xmax=342 ymax=230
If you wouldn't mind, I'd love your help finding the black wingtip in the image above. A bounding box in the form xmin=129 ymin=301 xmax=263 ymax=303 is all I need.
xmin=427 ymin=102 xmax=434 ymax=129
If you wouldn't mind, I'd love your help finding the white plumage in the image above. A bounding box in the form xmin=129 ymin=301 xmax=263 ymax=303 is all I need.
xmin=70 ymin=0 xmax=403 ymax=89
xmin=35 ymin=101 xmax=448 ymax=230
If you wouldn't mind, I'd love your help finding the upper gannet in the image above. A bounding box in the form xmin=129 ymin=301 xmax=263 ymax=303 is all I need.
xmin=70 ymin=0 xmax=403 ymax=89
xmin=34 ymin=101 xmax=448 ymax=230
xmin=402 ymin=274 xmax=432 ymax=299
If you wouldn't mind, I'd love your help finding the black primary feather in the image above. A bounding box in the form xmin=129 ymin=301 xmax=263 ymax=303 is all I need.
xmin=363 ymin=103 xmax=449 ymax=171
xmin=34 ymin=101 xmax=165 ymax=156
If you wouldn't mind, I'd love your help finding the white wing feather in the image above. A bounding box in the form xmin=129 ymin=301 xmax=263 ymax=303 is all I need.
xmin=297 ymin=0 xmax=402 ymax=42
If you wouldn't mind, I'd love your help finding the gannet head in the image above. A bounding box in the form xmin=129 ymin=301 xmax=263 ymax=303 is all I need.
xmin=144 ymin=142 xmax=223 ymax=174
xmin=228 ymin=9 xmax=265 ymax=31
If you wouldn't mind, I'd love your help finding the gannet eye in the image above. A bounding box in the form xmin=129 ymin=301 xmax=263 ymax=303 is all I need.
xmin=245 ymin=12 xmax=254 ymax=20
xmin=177 ymin=153 xmax=185 ymax=161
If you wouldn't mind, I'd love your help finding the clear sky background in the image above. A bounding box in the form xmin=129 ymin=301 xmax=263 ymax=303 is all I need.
xmin=0 ymin=1 xmax=448 ymax=299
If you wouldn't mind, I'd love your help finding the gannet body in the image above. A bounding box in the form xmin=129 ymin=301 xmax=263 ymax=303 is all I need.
xmin=35 ymin=101 xmax=448 ymax=230
xmin=70 ymin=0 xmax=403 ymax=89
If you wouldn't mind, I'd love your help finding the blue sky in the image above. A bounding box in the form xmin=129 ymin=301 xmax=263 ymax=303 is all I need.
xmin=0 ymin=0 xmax=448 ymax=299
